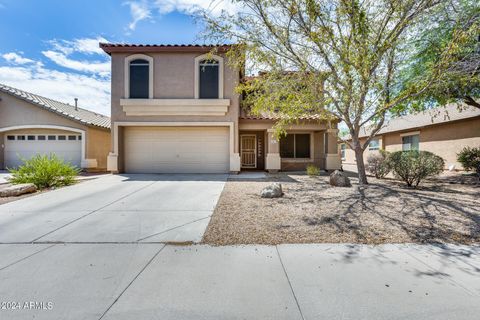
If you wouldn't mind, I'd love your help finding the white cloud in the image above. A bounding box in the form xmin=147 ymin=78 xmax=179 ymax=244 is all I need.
xmin=154 ymin=0 xmax=237 ymax=16
xmin=42 ymin=50 xmax=110 ymax=76
xmin=2 ymin=52 xmax=38 ymax=65
xmin=41 ymin=37 xmax=110 ymax=77
xmin=0 ymin=64 xmax=110 ymax=116
xmin=48 ymin=37 xmax=108 ymax=55
xmin=0 ymin=38 xmax=111 ymax=115
xmin=124 ymin=1 xmax=152 ymax=31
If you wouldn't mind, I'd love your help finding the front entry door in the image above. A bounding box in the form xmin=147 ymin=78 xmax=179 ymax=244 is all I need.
xmin=241 ymin=135 xmax=256 ymax=168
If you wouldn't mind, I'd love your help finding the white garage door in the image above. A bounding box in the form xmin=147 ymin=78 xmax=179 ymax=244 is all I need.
xmin=124 ymin=127 xmax=230 ymax=173
xmin=4 ymin=133 xmax=82 ymax=168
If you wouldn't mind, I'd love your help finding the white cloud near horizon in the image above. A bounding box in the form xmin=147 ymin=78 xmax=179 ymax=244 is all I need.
xmin=0 ymin=38 xmax=111 ymax=116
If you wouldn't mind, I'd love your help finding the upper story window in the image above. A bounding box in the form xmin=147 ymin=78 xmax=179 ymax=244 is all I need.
xmin=129 ymin=59 xmax=149 ymax=98
xmin=125 ymin=54 xmax=153 ymax=99
xmin=199 ymin=60 xmax=219 ymax=99
xmin=195 ymin=54 xmax=224 ymax=99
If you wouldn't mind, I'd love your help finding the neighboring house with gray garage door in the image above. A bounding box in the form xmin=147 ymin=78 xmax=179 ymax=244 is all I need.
xmin=0 ymin=83 xmax=111 ymax=171
xmin=100 ymin=43 xmax=341 ymax=173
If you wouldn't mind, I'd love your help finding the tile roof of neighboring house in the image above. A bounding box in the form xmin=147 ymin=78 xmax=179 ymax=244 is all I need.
xmin=99 ymin=43 xmax=233 ymax=54
xmin=344 ymin=104 xmax=480 ymax=140
xmin=0 ymin=83 xmax=110 ymax=129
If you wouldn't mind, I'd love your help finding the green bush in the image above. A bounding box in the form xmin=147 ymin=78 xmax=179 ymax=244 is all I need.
xmin=390 ymin=150 xmax=444 ymax=187
xmin=306 ymin=164 xmax=320 ymax=176
xmin=457 ymin=147 xmax=480 ymax=176
xmin=8 ymin=154 xmax=80 ymax=189
xmin=366 ymin=150 xmax=391 ymax=178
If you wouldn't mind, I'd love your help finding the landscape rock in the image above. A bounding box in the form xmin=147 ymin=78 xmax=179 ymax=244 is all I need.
xmin=0 ymin=183 xmax=37 ymax=197
xmin=329 ymin=170 xmax=352 ymax=187
xmin=261 ymin=183 xmax=283 ymax=198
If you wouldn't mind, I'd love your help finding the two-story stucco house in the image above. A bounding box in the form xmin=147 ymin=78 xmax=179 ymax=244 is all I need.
xmin=100 ymin=43 xmax=341 ymax=173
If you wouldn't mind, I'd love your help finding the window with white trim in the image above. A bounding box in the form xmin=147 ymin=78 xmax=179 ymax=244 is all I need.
xmin=129 ymin=59 xmax=150 ymax=99
xmin=280 ymin=134 xmax=311 ymax=158
xmin=368 ymin=138 xmax=380 ymax=150
xmin=340 ymin=144 xmax=346 ymax=160
xmin=402 ymin=134 xmax=419 ymax=151
xmin=199 ymin=59 xmax=219 ymax=99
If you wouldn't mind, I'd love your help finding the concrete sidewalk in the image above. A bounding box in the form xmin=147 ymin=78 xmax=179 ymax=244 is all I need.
xmin=0 ymin=243 xmax=478 ymax=320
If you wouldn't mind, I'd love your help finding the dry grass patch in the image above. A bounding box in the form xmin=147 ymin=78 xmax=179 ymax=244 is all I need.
xmin=202 ymin=174 xmax=480 ymax=245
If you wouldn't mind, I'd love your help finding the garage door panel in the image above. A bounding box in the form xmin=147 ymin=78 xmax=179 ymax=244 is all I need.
xmin=4 ymin=136 xmax=81 ymax=168
xmin=124 ymin=127 xmax=229 ymax=173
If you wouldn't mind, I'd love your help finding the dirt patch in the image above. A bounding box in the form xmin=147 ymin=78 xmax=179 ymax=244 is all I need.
xmin=202 ymin=174 xmax=480 ymax=245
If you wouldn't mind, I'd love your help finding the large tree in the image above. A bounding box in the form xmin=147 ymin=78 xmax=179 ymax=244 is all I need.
xmin=200 ymin=0 xmax=478 ymax=184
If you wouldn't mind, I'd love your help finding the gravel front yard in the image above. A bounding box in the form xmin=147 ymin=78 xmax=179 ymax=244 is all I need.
xmin=202 ymin=173 xmax=480 ymax=245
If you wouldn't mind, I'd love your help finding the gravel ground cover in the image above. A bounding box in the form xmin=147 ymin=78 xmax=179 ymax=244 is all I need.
xmin=202 ymin=173 xmax=480 ymax=245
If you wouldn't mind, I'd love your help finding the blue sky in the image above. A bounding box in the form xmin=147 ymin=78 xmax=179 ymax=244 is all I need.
xmin=0 ymin=0 xmax=234 ymax=115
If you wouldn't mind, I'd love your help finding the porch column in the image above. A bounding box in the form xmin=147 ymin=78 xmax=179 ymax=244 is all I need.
xmin=325 ymin=129 xmax=341 ymax=170
xmin=266 ymin=129 xmax=281 ymax=172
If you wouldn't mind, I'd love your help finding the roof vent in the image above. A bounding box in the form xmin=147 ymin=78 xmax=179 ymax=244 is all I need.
xmin=74 ymin=98 xmax=78 ymax=111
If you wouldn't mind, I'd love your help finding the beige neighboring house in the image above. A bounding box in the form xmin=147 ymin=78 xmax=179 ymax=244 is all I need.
xmin=100 ymin=43 xmax=341 ymax=173
xmin=340 ymin=105 xmax=480 ymax=170
xmin=0 ymin=84 xmax=111 ymax=171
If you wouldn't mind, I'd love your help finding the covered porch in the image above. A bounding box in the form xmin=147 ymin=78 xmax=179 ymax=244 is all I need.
xmin=238 ymin=119 xmax=341 ymax=172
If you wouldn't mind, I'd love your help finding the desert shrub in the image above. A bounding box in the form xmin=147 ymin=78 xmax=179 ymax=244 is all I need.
xmin=8 ymin=154 xmax=80 ymax=189
xmin=306 ymin=164 xmax=320 ymax=176
xmin=366 ymin=150 xmax=391 ymax=178
xmin=389 ymin=150 xmax=444 ymax=187
xmin=457 ymin=147 xmax=480 ymax=176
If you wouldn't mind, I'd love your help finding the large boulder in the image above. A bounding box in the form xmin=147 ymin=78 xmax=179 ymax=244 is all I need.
xmin=329 ymin=170 xmax=352 ymax=187
xmin=261 ymin=183 xmax=283 ymax=198
xmin=0 ymin=183 xmax=37 ymax=197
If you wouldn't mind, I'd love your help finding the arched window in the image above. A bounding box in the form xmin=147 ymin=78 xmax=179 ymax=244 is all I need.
xmin=194 ymin=54 xmax=224 ymax=99
xmin=129 ymin=59 xmax=149 ymax=99
xmin=125 ymin=54 xmax=153 ymax=99
xmin=199 ymin=59 xmax=219 ymax=99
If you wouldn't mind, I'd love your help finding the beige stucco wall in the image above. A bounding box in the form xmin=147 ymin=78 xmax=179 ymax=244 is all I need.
xmin=341 ymin=117 xmax=480 ymax=170
xmin=0 ymin=92 xmax=110 ymax=170
xmin=110 ymin=51 xmax=241 ymax=160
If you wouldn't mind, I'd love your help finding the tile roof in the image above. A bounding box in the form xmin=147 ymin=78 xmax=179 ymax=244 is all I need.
xmin=240 ymin=107 xmax=331 ymax=121
xmin=345 ymin=104 xmax=480 ymax=140
xmin=0 ymin=83 xmax=110 ymax=129
xmin=100 ymin=43 xmax=233 ymax=54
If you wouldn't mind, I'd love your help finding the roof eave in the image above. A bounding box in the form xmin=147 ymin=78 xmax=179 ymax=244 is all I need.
xmin=99 ymin=43 xmax=234 ymax=55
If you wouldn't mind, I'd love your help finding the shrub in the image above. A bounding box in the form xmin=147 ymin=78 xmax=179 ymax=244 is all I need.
xmin=366 ymin=150 xmax=391 ymax=178
xmin=8 ymin=154 xmax=80 ymax=189
xmin=457 ymin=147 xmax=480 ymax=176
xmin=306 ymin=164 xmax=320 ymax=176
xmin=389 ymin=150 xmax=444 ymax=188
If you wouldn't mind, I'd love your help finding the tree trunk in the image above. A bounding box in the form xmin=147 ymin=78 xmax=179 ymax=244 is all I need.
xmin=354 ymin=146 xmax=368 ymax=185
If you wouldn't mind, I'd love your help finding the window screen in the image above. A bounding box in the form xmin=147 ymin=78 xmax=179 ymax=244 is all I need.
xmin=199 ymin=60 xmax=219 ymax=99
xmin=295 ymin=134 xmax=311 ymax=158
xmin=280 ymin=134 xmax=311 ymax=158
xmin=402 ymin=135 xmax=419 ymax=151
xmin=369 ymin=139 xmax=380 ymax=150
xmin=280 ymin=134 xmax=295 ymax=158
xmin=129 ymin=59 xmax=149 ymax=99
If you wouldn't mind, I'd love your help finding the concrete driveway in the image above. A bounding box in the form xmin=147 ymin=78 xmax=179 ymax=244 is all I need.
xmin=0 ymin=174 xmax=227 ymax=243
xmin=0 ymin=174 xmax=479 ymax=319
